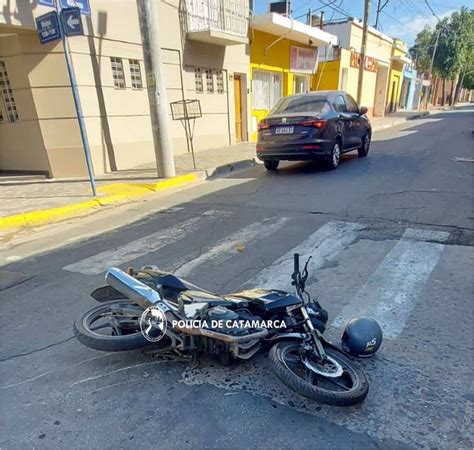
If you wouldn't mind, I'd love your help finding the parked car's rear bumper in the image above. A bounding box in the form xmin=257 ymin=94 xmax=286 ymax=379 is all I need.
xmin=256 ymin=140 xmax=332 ymax=161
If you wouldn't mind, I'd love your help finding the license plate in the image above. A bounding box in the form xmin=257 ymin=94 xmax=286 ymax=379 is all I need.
xmin=275 ymin=126 xmax=294 ymax=135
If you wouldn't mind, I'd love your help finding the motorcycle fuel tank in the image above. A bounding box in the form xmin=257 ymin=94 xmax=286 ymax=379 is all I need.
xmin=225 ymin=289 xmax=302 ymax=312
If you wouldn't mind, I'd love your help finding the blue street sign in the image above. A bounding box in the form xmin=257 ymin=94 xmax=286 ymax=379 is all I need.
xmin=59 ymin=0 xmax=90 ymax=16
xmin=61 ymin=8 xmax=83 ymax=36
xmin=35 ymin=11 xmax=62 ymax=44
xmin=38 ymin=0 xmax=55 ymax=6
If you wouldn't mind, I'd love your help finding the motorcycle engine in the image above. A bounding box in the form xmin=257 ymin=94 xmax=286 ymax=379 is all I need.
xmin=206 ymin=306 xmax=248 ymax=336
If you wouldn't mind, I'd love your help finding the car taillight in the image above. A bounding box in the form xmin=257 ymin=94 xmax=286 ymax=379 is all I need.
xmin=300 ymin=119 xmax=327 ymax=129
xmin=258 ymin=122 xmax=271 ymax=131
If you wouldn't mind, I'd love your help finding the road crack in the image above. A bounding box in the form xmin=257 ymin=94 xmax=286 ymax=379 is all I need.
xmin=0 ymin=336 xmax=75 ymax=362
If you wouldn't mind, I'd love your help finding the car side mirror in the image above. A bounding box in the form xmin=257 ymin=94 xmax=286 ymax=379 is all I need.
xmin=359 ymin=106 xmax=368 ymax=115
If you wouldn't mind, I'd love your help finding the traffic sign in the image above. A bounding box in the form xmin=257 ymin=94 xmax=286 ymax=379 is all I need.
xmin=35 ymin=11 xmax=62 ymax=44
xmin=38 ymin=0 xmax=55 ymax=6
xmin=59 ymin=0 xmax=91 ymax=16
xmin=61 ymin=7 xmax=83 ymax=36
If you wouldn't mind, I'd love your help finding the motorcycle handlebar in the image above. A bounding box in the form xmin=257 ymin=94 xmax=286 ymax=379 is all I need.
xmin=294 ymin=253 xmax=300 ymax=274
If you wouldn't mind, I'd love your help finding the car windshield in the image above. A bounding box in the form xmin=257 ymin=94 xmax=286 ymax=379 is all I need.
xmin=271 ymin=96 xmax=330 ymax=114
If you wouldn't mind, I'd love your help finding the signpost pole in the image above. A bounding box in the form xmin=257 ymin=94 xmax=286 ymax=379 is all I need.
xmin=54 ymin=1 xmax=97 ymax=196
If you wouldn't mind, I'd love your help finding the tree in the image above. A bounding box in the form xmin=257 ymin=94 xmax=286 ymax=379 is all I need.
xmin=410 ymin=7 xmax=473 ymax=105
xmin=433 ymin=8 xmax=473 ymax=104
xmin=409 ymin=28 xmax=435 ymax=74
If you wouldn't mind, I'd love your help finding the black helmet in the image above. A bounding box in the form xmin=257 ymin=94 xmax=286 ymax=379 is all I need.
xmin=341 ymin=317 xmax=383 ymax=357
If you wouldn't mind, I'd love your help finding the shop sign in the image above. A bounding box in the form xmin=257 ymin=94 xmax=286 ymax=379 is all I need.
xmin=290 ymin=46 xmax=318 ymax=74
xmin=350 ymin=49 xmax=379 ymax=72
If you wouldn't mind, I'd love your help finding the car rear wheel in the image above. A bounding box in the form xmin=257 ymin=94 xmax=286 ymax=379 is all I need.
xmin=358 ymin=132 xmax=371 ymax=157
xmin=326 ymin=141 xmax=341 ymax=170
xmin=264 ymin=160 xmax=279 ymax=171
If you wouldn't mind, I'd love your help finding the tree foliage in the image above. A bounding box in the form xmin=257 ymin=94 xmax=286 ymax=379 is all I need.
xmin=409 ymin=28 xmax=435 ymax=73
xmin=411 ymin=7 xmax=474 ymax=80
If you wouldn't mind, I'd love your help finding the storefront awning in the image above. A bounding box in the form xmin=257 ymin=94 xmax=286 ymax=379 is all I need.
xmin=392 ymin=55 xmax=412 ymax=64
xmin=251 ymin=13 xmax=338 ymax=47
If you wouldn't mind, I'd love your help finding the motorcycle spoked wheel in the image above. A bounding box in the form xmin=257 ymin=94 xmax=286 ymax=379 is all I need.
xmin=269 ymin=340 xmax=369 ymax=406
xmin=74 ymin=300 xmax=168 ymax=352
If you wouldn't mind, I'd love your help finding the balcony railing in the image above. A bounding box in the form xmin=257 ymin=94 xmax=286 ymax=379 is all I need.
xmin=183 ymin=0 xmax=249 ymax=44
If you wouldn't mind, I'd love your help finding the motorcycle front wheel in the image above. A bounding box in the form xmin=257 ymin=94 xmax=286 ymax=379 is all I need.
xmin=269 ymin=340 xmax=369 ymax=406
xmin=74 ymin=300 xmax=153 ymax=351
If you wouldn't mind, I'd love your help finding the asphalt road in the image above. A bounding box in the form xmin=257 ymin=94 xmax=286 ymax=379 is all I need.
xmin=1 ymin=107 xmax=473 ymax=449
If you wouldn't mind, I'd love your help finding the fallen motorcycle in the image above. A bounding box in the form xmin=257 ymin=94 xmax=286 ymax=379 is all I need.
xmin=74 ymin=253 xmax=382 ymax=406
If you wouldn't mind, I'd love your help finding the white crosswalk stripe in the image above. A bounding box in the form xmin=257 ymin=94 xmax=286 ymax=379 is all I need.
xmin=63 ymin=211 xmax=224 ymax=275
xmin=174 ymin=216 xmax=290 ymax=277
xmin=331 ymin=228 xmax=449 ymax=339
xmin=63 ymin=212 xmax=451 ymax=343
xmin=244 ymin=220 xmax=364 ymax=291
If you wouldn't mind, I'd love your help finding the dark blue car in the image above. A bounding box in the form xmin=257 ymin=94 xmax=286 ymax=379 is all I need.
xmin=256 ymin=91 xmax=372 ymax=171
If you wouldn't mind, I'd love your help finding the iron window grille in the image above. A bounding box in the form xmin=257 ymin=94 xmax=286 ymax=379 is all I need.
xmin=206 ymin=68 xmax=214 ymax=93
xmin=129 ymin=59 xmax=143 ymax=89
xmin=216 ymin=70 xmax=224 ymax=93
xmin=110 ymin=57 xmax=126 ymax=89
xmin=195 ymin=67 xmax=203 ymax=93
xmin=0 ymin=60 xmax=19 ymax=123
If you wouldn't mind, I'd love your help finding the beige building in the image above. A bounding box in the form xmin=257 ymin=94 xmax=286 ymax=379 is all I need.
xmin=315 ymin=19 xmax=394 ymax=117
xmin=0 ymin=0 xmax=251 ymax=177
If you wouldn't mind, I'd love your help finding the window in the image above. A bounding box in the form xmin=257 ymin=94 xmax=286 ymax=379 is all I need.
xmin=206 ymin=69 xmax=214 ymax=93
xmin=110 ymin=57 xmax=125 ymax=89
xmin=272 ymin=96 xmax=330 ymax=114
xmin=0 ymin=60 xmax=19 ymax=123
xmin=332 ymin=95 xmax=347 ymax=113
xmin=252 ymin=70 xmax=282 ymax=110
xmin=216 ymin=70 xmax=224 ymax=94
xmin=345 ymin=94 xmax=360 ymax=113
xmin=195 ymin=68 xmax=203 ymax=93
xmin=293 ymin=75 xmax=310 ymax=94
xmin=129 ymin=59 xmax=143 ymax=89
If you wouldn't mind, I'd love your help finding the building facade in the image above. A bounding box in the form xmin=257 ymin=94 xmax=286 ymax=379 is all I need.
xmin=399 ymin=64 xmax=417 ymax=111
xmin=248 ymin=12 xmax=337 ymax=141
xmin=314 ymin=19 xmax=393 ymax=118
xmin=0 ymin=0 xmax=251 ymax=177
xmin=386 ymin=38 xmax=411 ymax=113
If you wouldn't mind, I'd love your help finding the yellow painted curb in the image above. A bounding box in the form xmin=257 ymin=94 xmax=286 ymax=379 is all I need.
xmin=0 ymin=173 xmax=198 ymax=232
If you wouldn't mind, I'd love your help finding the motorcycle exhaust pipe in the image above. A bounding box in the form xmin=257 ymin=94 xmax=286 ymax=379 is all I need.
xmin=105 ymin=267 xmax=161 ymax=309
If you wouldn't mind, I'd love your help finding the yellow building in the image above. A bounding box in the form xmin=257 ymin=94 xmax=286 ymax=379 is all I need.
xmin=386 ymin=39 xmax=412 ymax=113
xmin=314 ymin=19 xmax=394 ymax=117
xmin=249 ymin=13 xmax=337 ymax=141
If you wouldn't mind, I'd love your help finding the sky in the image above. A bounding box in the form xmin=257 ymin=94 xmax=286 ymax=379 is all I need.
xmin=254 ymin=0 xmax=474 ymax=45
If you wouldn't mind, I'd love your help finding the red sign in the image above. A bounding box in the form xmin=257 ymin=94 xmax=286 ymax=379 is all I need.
xmin=350 ymin=49 xmax=379 ymax=72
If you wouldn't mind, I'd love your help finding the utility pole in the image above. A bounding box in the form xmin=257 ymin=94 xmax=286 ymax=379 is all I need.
xmin=357 ymin=0 xmax=370 ymax=104
xmin=427 ymin=28 xmax=440 ymax=106
xmin=136 ymin=0 xmax=175 ymax=178
xmin=374 ymin=0 xmax=389 ymax=30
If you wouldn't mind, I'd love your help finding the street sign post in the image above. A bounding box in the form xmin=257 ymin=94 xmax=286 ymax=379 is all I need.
xmin=59 ymin=0 xmax=90 ymax=16
xmin=53 ymin=0 xmax=97 ymax=196
xmin=61 ymin=7 xmax=83 ymax=36
xmin=35 ymin=11 xmax=62 ymax=44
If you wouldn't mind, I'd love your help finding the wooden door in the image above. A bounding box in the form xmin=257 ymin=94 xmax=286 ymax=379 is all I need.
xmin=234 ymin=75 xmax=242 ymax=142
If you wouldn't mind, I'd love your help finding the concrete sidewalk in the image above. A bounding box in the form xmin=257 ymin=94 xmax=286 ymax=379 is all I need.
xmin=0 ymin=110 xmax=434 ymax=233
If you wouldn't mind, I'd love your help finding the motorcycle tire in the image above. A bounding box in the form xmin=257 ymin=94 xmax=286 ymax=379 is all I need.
xmin=73 ymin=300 xmax=151 ymax=352
xmin=269 ymin=340 xmax=369 ymax=406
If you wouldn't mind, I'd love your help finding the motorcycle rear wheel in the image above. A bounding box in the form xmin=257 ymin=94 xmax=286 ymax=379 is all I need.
xmin=74 ymin=300 xmax=152 ymax=351
xmin=269 ymin=340 xmax=369 ymax=406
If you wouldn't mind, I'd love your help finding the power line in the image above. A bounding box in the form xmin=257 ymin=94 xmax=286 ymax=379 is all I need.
xmin=370 ymin=0 xmax=422 ymax=35
xmin=423 ymin=0 xmax=441 ymax=22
